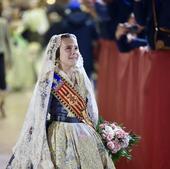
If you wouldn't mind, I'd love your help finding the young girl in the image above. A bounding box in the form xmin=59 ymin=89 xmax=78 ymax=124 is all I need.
xmin=7 ymin=33 xmax=115 ymax=169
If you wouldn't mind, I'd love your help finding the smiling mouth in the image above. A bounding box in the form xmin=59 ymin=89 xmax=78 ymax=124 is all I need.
xmin=69 ymin=57 xmax=78 ymax=60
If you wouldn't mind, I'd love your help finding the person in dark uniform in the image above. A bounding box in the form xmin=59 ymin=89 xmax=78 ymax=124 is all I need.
xmin=115 ymin=0 xmax=170 ymax=52
xmin=62 ymin=0 xmax=99 ymax=78
xmin=104 ymin=0 xmax=134 ymax=40
xmin=115 ymin=13 xmax=147 ymax=52
xmin=132 ymin=1 xmax=170 ymax=169
xmin=134 ymin=0 xmax=170 ymax=49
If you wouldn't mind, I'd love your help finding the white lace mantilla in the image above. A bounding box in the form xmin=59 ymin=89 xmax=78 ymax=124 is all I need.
xmin=7 ymin=34 xmax=98 ymax=169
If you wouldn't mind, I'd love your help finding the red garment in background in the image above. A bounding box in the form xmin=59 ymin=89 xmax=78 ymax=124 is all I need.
xmin=97 ymin=41 xmax=170 ymax=169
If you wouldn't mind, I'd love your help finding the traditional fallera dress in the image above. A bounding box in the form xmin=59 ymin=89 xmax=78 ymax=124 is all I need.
xmin=6 ymin=34 xmax=116 ymax=169
xmin=47 ymin=68 xmax=115 ymax=169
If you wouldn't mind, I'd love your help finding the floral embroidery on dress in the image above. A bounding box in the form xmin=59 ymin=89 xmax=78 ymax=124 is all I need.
xmin=39 ymin=72 xmax=51 ymax=108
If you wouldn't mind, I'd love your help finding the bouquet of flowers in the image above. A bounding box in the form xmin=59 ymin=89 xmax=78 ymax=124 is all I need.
xmin=96 ymin=117 xmax=140 ymax=162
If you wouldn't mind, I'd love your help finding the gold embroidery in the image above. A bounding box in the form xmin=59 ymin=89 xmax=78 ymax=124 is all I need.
xmin=48 ymin=122 xmax=115 ymax=169
xmin=52 ymin=72 xmax=94 ymax=127
xmin=66 ymin=93 xmax=78 ymax=106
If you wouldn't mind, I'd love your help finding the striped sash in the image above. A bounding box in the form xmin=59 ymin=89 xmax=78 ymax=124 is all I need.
xmin=51 ymin=71 xmax=93 ymax=127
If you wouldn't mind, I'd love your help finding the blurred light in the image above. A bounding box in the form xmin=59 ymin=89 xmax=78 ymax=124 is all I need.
xmin=46 ymin=0 xmax=56 ymax=5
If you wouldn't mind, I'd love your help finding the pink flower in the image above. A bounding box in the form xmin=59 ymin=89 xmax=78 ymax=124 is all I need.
xmin=110 ymin=123 xmax=117 ymax=129
xmin=104 ymin=120 xmax=109 ymax=124
xmin=112 ymin=141 xmax=121 ymax=153
xmin=106 ymin=133 xmax=114 ymax=141
xmin=115 ymin=129 xmax=126 ymax=139
xmin=107 ymin=141 xmax=115 ymax=150
xmin=99 ymin=124 xmax=106 ymax=129
xmin=102 ymin=129 xmax=107 ymax=135
xmin=102 ymin=133 xmax=107 ymax=139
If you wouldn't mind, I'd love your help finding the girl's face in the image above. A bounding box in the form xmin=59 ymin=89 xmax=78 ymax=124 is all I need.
xmin=59 ymin=37 xmax=80 ymax=69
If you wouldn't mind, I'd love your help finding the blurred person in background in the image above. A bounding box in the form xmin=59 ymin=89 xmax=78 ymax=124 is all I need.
xmin=115 ymin=13 xmax=147 ymax=52
xmin=7 ymin=6 xmax=36 ymax=91
xmin=21 ymin=0 xmax=49 ymax=44
xmin=81 ymin=0 xmax=99 ymax=20
xmin=62 ymin=0 xmax=99 ymax=78
xmin=97 ymin=0 xmax=133 ymax=116
xmin=0 ymin=1 xmax=12 ymax=118
xmin=6 ymin=33 xmax=115 ymax=169
xmin=43 ymin=3 xmax=67 ymax=46
xmin=134 ymin=0 xmax=170 ymax=50
xmin=132 ymin=1 xmax=170 ymax=169
xmin=103 ymin=0 xmax=133 ymax=40
xmin=94 ymin=0 xmax=113 ymax=39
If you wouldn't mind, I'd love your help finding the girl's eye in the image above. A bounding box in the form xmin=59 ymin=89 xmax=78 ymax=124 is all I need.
xmin=65 ymin=46 xmax=78 ymax=50
xmin=66 ymin=46 xmax=71 ymax=50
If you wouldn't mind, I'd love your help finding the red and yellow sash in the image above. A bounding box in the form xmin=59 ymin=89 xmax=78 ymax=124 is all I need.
xmin=51 ymin=72 xmax=93 ymax=127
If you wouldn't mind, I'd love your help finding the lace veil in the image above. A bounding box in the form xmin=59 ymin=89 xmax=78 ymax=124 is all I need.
xmin=8 ymin=34 xmax=98 ymax=169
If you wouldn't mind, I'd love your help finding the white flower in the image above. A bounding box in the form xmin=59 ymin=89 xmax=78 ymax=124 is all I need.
xmin=104 ymin=126 xmax=113 ymax=133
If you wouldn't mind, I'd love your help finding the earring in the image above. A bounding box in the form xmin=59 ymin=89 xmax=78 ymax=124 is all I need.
xmin=55 ymin=58 xmax=60 ymax=65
